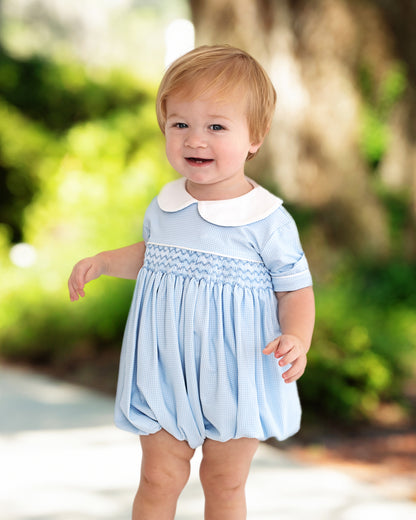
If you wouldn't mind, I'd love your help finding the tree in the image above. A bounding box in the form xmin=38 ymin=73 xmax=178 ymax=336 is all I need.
xmin=374 ymin=0 xmax=416 ymax=248
xmin=0 ymin=0 xmax=3 ymax=51
xmin=189 ymin=0 xmax=416 ymax=259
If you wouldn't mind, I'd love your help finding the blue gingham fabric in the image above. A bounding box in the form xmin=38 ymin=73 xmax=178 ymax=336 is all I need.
xmin=115 ymin=180 xmax=312 ymax=448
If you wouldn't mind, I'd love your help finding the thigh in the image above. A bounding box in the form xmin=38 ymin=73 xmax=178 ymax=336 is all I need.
xmin=200 ymin=437 xmax=259 ymax=482
xmin=140 ymin=429 xmax=195 ymax=479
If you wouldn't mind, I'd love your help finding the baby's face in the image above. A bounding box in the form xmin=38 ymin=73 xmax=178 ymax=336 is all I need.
xmin=164 ymin=92 xmax=262 ymax=200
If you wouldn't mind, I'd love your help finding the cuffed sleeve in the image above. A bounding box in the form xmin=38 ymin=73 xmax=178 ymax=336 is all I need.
xmin=260 ymin=211 xmax=313 ymax=292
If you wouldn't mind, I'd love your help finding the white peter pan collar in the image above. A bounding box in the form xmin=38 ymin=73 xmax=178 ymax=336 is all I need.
xmin=157 ymin=177 xmax=283 ymax=226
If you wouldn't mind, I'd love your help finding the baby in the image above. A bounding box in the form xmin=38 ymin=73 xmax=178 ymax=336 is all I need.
xmin=68 ymin=44 xmax=315 ymax=520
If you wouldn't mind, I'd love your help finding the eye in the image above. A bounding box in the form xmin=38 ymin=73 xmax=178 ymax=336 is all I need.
xmin=173 ymin=122 xmax=188 ymax=129
xmin=209 ymin=124 xmax=225 ymax=131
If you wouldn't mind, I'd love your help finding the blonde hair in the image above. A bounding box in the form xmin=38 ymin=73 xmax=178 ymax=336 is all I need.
xmin=156 ymin=45 xmax=276 ymax=160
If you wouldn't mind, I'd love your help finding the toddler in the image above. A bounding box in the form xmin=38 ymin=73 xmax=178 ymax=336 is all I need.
xmin=68 ymin=45 xmax=315 ymax=520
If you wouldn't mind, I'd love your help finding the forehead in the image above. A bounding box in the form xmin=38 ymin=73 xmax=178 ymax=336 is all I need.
xmin=166 ymin=82 xmax=249 ymax=113
xmin=165 ymin=90 xmax=249 ymax=120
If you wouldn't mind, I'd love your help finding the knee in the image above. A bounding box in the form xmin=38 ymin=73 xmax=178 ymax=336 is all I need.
xmin=141 ymin=460 xmax=191 ymax=498
xmin=200 ymin=460 xmax=245 ymax=500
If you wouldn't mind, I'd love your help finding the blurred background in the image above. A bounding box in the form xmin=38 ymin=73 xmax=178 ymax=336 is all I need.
xmin=0 ymin=0 xmax=415 ymax=480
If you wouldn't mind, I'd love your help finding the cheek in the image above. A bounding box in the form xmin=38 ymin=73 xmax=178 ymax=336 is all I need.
xmin=221 ymin=140 xmax=251 ymax=164
xmin=165 ymin=144 xmax=176 ymax=171
xmin=165 ymin=136 xmax=178 ymax=162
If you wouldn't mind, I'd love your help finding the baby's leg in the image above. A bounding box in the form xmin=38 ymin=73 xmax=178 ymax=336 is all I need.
xmin=199 ymin=437 xmax=259 ymax=520
xmin=133 ymin=429 xmax=195 ymax=520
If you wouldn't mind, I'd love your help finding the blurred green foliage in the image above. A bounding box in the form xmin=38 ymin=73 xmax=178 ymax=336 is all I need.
xmin=0 ymin=50 xmax=148 ymax=132
xmin=359 ymin=62 xmax=407 ymax=169
xmin=0 ymin=51 xmax=174 ymax=364
xmin=0 ymin=50 xmax=151 ymax=242
xmin=0 ymin=51 xmax=415 ymax=425
xmin=299 ymin=260 xmax=416 ymax=420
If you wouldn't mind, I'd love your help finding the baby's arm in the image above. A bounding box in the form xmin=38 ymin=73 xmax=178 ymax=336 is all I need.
xmin=68 ymin=241 xmax=146 ymax=302
xmin=263 ymin=286 xmax=315 ymax=383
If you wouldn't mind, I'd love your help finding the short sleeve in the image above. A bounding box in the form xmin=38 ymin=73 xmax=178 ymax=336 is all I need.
xmin=142 ymin=220 xmax=150 ymax=242
xmin=261 ymin=212 xmax=312 ymax=292
xmin=142 ymin=203 xmax=153 ymax=243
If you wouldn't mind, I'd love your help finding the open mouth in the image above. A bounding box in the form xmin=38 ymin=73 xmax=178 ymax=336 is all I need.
xmin=185 ymin=157 xmax=213 ymax=165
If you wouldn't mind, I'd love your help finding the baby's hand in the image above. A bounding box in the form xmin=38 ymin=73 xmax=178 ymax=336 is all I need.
xmin=68 ymin=255 xmax=106 ymax=302
xmin=263 ymin=334 xmax=308 ymax=383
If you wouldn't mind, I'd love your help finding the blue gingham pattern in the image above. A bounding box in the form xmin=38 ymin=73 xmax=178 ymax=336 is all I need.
xmin=115 ymin=185 xmax=312 ymax=448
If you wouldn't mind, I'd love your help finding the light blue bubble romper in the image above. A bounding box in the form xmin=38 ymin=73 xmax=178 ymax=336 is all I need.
xmin=115 ymin=178 xmax=312 ymax=449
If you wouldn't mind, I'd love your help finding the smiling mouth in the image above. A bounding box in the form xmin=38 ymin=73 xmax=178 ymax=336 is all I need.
xmin=185 ymin=157 xmax=213 ymax=165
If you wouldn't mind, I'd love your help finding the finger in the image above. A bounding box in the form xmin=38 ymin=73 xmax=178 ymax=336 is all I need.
xmin=76 ymin=287 xmax=86 ymax=298
xmin=274 ymin=344 xmax=296 ymax=365
xmin=68 ymin=268 xmax=87 ymax=301
xmin=72 ymin=260 xmax=94 ymax=290
xmin=68 ymin=277 xmax=78 ymax=301
xmin=69 ymin=281 xmax=84 ymax=301
xmin=283 ymin=368 xmax=305 ymax=384
xmin=277 ymin=348 xmax=299 ymax=367
xmin=73 ymin=279 xmax=86 ymax=299
xmin=282 ymin=359 xmax=307 ymax=383
xmin=273 ymin=338 xmax=296 ymax=359
xmin=263 ymin=337 xmax=281 ymax=355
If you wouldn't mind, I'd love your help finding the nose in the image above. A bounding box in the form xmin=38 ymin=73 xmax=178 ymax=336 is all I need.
xmin=184 ymin=129 xmax=207 ymax=149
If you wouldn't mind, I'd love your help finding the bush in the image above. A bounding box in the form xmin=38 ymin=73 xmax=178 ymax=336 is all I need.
xmin=0 ymin=53 xmax=174 ymax=366
xmin=0 ymin=51 xmax=155 ymax=242
xmin=299 ymin=260 xmax=416 ymax=421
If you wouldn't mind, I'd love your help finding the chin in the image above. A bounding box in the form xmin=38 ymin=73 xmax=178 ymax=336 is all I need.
xmin=184 ymin=174 xmax=216 ymax=185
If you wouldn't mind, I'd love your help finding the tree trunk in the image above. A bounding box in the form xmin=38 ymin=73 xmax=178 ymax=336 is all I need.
xmin=0 ymin=0 xmax=3 ymax=51
xmin=189 ymin=0 xmax=416 ymax=259
xmin=374 ymin=0 xmax=416 ymax=239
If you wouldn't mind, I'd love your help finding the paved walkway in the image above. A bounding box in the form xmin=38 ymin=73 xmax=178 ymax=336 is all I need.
xmin=1 ymin=365 xmax=416 ymax=520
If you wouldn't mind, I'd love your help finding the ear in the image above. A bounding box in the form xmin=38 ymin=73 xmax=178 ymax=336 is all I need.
xmin=249 ymin=139 xmax=264 ymax=155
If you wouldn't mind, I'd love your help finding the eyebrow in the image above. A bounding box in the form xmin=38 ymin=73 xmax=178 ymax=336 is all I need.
xmin=208 ymin=114 xmax=232 ymax=121
xmin=166 ymin=113 xmax=232 ymax=121
xmin=166 ymin=113 xmax=182 ymax=120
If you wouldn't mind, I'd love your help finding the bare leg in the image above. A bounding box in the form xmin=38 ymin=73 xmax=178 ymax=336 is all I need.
xmin=132 ymin=429 xmax=195 ymax=520
xmin=199 ymin=437 xmax=259 ymax=520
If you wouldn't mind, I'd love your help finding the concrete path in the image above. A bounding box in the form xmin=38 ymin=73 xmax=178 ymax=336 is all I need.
xmin=1 ymin=365 xmax=416 ymax=520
